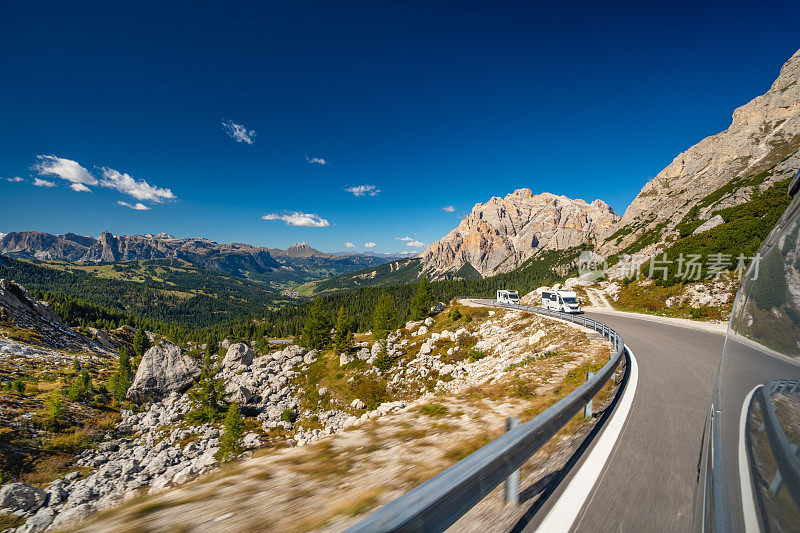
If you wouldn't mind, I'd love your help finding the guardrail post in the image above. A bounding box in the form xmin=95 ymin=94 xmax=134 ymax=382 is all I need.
xmin=583 ymin=373 xmax=595 ymax=418
xmin=504 ymin=417 xmax=520 ymax=505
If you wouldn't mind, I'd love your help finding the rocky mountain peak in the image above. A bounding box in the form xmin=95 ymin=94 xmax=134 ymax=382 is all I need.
xmin=419 ymin=190 xmax=619 ymax=279
xmin=599 ymin=47 xmax=800 ymax=256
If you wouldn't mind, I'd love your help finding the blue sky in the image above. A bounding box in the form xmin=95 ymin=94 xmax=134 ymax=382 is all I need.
xmin=1 ymin=1 xmax=798 ymax=254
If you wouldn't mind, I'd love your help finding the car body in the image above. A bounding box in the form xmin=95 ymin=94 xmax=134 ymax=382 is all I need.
xmin=694 ymin=169 xmax=800 ymax=531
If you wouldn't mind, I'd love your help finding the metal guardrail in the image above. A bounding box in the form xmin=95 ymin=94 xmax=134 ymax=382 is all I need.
xmin=347 ymin=299 xmax=629 ymax=533
xmin=758 ymin=379 xmax=800 ymax=509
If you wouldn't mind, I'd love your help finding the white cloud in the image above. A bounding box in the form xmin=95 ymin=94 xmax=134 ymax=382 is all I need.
xmin=70 ymin=183 xmax=92 ymax=192
xmin=395 ymin=236 xmax=423 ymax=247
xmin=262 ymin=212 xmax=330 ymax=227
xmin=222 ymin=119 xmax=256 ymax=144
xmin=33 ymin=155 xmax=98 ymax=189
xmin=305 ymin=155 xmax=327 ymax=165
xmin=6 ymin=177 xmax=24 ymax=183
xmin=33 ymin=178 xmax=56 ymax=187
xmin=117 ymin=201 xmax=150 ymax=210
xmin=364 ymin=242 xmax=376 ymax=248
xmin=344 ymin=242 xmax=355 ymax=248
xmin=100 ymin=168 xmax=175 ymax=203
xmin=442 ymin=205 xmax=455 ymax=212
xmin=345 ymin=184 xmax=380 ymax=197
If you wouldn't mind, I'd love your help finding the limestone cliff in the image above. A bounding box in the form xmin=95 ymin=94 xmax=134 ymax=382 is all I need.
xmin=599 ymin=48 xmax=800 ymax=256
xmin=418 ymin=190 xmax=619 ymax=278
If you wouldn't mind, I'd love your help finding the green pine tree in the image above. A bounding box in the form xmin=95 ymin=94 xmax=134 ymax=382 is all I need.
xmin=67 ymin=370 xmax=92 ymax=402
xmin=333 ymin=306 xmax=354 ymax=354
xmin=41 ymin=388 xmax=66 ymax=430
xmin=133 ymin=328 xmax=150 ymax=357
xmin=216 ymin=402 xmax=245 ymax=463
xmin=186 ymin=345 xmax=228 ymax=423
xmin=109 ymin=346 xmax=133 ymax=402
xmin=409 ymin=277 xmax=432 ymax=320
xmin=300 ymin=298 xmax=331 ymax=350
xmin=372 ymin=294 xmax=399 ymax=340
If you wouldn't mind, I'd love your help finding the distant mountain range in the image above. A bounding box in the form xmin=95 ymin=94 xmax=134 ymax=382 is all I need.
xmin=0 ymin=231 xmax=402 ymax=289
xmin=6 ymin=49 xmax=799 ymax=299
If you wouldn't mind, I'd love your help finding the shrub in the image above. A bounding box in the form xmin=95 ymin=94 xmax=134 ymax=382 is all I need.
xmin=512 ymin=375 xmax=537 ymax=398
xmin=468 ymin=349 xmax=486 ymax=362
xmin=281 ymin=408 xmax=297 ymax=423
xmin=5 ymin=380 xmax=26 ymax=395
xmin=373 ymin=346 xmax=394 ymax=371
xmin=449 ymin=307 xmax=462 ymax=321
xmin=419 ymin=403 xmax=449 ymax=417
xmin=350 ymin=377 xmax=388 ymax=410
xmin=43 ymin=428 xmax=96 ymax=453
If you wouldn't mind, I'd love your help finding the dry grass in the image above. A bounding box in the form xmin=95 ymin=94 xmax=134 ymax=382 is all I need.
xmin=331 ymin=486 xmax=386 ymax=517
xmin=443 ymin=431 xmax=499 ymax=462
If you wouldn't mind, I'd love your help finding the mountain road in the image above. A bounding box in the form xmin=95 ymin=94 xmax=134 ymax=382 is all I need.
xmin=522 ymin=309 xmax=726 ymax=532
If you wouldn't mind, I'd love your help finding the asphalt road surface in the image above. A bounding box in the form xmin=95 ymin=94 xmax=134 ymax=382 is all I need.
xmin=526 ymin=309 xmax=726 ymax=533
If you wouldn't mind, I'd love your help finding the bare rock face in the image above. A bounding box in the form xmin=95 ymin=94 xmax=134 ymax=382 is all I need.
xmin=127 ymin=341 xmax=201 ymax=403
xmin=419 ymin=190 xmax=618 ymax=278
xmin=0 ymin=278 xmax=60 ymax=326
xmin=0 ymin=278 xmax=104 ymax=353
xmin=600 ymin=48 xmax=800 ymax=256
xmin=0 ymin=483 xmax=47 ymax=515
xmin=692 ymin=214 xmax=725 ymax=235
xmin=221 ymin=342 xmax=254 ymax=370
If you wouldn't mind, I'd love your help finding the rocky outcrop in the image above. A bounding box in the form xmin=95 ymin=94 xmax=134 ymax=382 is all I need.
xmin=0 ymin=483 xmax=47 ymax=516
xmin=126 ymin=342 xmax=201 ymax=403
xmin=0 ymin=279 xmax=60 ymax=326
xmin=221 ymin=342 xmax=254 ymax=370
xmin=0 ymin=278 xmax=105 ymax=353
xmin=600 ymin=48 xmax=800 ymax=256
xmin=419 ymin=190 xmax=619 ymax=278
xmin=692 ymin=214 xmax=725 ymax=235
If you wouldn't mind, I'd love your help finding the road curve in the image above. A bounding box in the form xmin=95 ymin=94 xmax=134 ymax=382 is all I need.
xmin=524 ymin=309 xmax=726 ymax=533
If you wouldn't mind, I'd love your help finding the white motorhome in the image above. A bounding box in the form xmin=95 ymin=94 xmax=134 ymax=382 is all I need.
xmin=541 ymin=289 xmax=582 ymax=313
xmin=496 ymin=290 xmax=520 ymax=304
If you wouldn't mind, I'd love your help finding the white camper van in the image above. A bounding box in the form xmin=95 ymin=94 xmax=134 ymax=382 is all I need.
xmin=541 ymin=289 xmax=582 ymax=313
xmin=496 ymin=290 xmax=520 ymax=304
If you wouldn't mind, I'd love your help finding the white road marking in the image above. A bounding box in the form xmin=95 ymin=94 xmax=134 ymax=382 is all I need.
xmin=535 ymin=346 xmax=639 ymax=533
xmin=739 ymin=386 xmax=761 ymax=533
